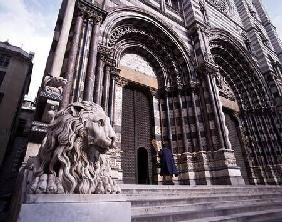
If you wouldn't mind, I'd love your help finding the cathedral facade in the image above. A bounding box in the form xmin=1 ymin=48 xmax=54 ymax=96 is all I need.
xmin=29 ymin=0 xmax=282 ymax=186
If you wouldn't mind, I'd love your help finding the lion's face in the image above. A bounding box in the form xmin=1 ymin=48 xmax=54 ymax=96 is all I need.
xmin=82 ymin=109 xmax=116 ymax=154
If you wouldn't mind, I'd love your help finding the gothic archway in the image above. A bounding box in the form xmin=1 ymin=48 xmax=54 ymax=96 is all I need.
xmin=100 ymin=10 xmax=194 ymax=184
xmin=209 ymin=31 xmax=282 ymax=184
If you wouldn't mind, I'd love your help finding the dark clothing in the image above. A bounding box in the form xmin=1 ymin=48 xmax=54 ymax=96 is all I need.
xmin=159 ymin=147 xmax=178 ymax=176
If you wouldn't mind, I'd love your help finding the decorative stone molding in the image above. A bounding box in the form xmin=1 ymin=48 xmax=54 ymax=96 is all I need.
xmin=31 ymin=121 xmax=49 ymax=133
xmin=98 ymin=45 xmax=114 ymax=56
xmin=25 ymin=101 xmax=121 ymax=194
xmin=108 ymin=25 xmax=145 ymax=47
xmin=40 ymin=76 xmax=67 ymax=101
xmin=101 ymin=55 xmax=115 ymax=66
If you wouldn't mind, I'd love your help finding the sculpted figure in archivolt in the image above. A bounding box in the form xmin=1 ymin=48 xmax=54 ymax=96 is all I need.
xmin=25 ymin=101 xmax=120 ymax=194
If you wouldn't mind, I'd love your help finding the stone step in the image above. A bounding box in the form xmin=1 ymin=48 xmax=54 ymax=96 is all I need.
xmin=121 ymin=185 xmax=282 ymax=195
xmin=124 ymin=190 xmax=282 ymax=197
xmin=127 ymin=193 xmax=282 ymax=207
xmin=179 ymin=208 xmax=282 ymax=222
xmin=131 ymin=198 xmax=282 ymax=216
xmin=125 ymin=185 xmax=282 ymax=222
xmin=132 ymin=200 xmax=282 ymax=222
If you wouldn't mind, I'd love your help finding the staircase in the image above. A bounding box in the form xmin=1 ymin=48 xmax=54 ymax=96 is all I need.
xmin=121 ymin=184 xmax=282 ymax=222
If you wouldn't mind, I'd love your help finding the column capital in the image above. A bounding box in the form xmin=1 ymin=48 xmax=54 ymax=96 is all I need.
xmin=77 ymin=0 xmax=107 ymax=23
xmin=149 ymin=87 xmax=159 ymax=98
xmin=196 ymin=62 xmax=219 ymax=77
xmin=100 ymin=54 xmax=115 ymax=66
xmin=98 ymin=44 xmax=114 ymax=55
xmin=187 ymin=22 xmax=210 ymax=37
xmin=110 ymin=67 xmax=121 ymax=75
xmin=98 ymin=44 xmax=116 ymax=65
xmin=114 ymin=75 xmax=128 ymax=87
xmin=189 ymin=80 xmax=201 ymax=91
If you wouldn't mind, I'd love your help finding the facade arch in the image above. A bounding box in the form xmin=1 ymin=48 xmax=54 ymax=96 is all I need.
xmin=209 ymin=29 xmax=272 ymax=110
xmin=100 ymin=8 xmax=193 ymax=89
xmin=97 ymin=10 xmax=196 ymax=184
xmin=208 ymin=29 xmax=282 ymax=184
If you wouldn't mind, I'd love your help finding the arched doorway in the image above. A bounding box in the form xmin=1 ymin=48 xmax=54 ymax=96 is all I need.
xmin=210 ymin=33 xmax=282 ymax=184
xmin=137 ymin=147 xmax=149 ymax=184
xmin=102 ymin=11 xmax=193 ymax=184
xmin=121 ymin=84 xmax=154 ymax=184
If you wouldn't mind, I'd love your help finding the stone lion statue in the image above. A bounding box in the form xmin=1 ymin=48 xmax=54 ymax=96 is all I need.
xmin=25 ymin=101 xmax=121 ymax=194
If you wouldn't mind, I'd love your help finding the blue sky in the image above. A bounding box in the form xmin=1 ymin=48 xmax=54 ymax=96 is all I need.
xmin=0 ymin=0 xmax=281 ymax=100
xmin=0 ymin=0 xmax=62 ymax=100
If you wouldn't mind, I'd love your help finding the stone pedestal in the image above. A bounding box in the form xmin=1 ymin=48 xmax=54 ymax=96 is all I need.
xmin=17 ymin=194 xmax=131 ymax=222
xmin=177 ymin=150 xmax=245 ymax=185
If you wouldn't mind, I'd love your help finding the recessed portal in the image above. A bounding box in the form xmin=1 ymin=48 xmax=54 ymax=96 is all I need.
xmin=121 ymin=84 xmax=154 ymax=184
xmin=137 ymin=147 xmax=149 ymax=184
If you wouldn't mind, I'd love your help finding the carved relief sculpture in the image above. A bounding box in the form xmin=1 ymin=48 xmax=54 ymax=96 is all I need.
xmin=24 ymin=101 xmax=121 ymax=194
xmin=42 ymin=75 xmax=67 ymax=101
xmin=207 ymin=0 xmax=232 ymax=14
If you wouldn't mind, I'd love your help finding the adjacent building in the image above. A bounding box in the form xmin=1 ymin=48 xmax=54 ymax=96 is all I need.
xmin=26 ymin=0 xmax=282 ymax=186
xmin=0 ymin=41 xmax=34 ymax=167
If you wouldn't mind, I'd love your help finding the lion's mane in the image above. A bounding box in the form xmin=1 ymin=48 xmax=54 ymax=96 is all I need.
xmin=27 ymin=101 xmax=119 ymax=194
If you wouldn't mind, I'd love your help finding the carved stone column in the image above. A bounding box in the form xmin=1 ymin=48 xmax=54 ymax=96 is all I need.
xmin=93 ymin=46 xmax=114 ymax=105
xmin=31 ymin=76 xmax=67 ymax=147
xmin=191 ymin=86 xmax=202 ymax=152
xmin=189 ymin=24 xmax=244 ymax=185
xmin=50 ymin=0 xmax=76 ymax=78
xmin=61 ymin=15 xmax=83 ymax=109
xmin=102 ymin=65 xmax=111 ymax=113
xmin=164 ymin=90 xmax=173 ymax=150
xmin=160 ymin=0 xmax=166 ymax=12
xmin=93 ymin=54 xmax=104 ymax=105
xmin=111 ymin=75 xmax=128 ymax=182
xmin=177 ymin=89 xmax=188 ymax=151
xmin=108 ymin=68 xmax=120 ymax=122
xmin=83 ymin=16 xmax=106 ymax=101
xmin=149 ymin=88 xmax=162 ymax=184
